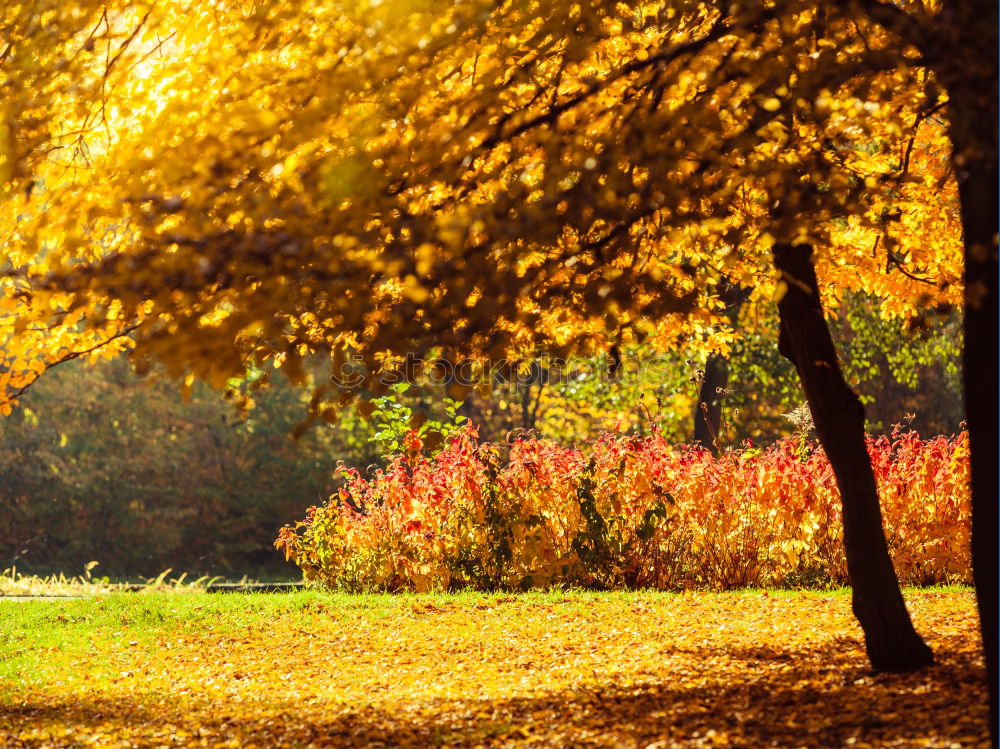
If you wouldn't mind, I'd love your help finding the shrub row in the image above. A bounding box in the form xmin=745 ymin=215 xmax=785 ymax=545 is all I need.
xmin=276 ymin=426 xmax=970 ymax=591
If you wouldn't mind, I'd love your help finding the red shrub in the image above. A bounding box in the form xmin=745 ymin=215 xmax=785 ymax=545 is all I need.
xmin=276 ymin=425 xmax=970 ymax=591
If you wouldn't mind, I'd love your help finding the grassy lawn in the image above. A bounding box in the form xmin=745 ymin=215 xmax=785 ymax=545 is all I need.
xmin=0 ymin=589 xmax=987 ymax=748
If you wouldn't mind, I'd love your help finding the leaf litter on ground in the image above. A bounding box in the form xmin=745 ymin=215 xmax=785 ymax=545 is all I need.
xmin=0 ymin=589 xmax=988 ymax=748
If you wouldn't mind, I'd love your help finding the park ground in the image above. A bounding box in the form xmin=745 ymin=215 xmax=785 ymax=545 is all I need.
xmin=0 ymin=589 xmax=988 ymax=748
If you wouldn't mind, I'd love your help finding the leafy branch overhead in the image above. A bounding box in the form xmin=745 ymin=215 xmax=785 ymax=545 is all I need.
xmin=1 ymin=1 xmax=965 ymax=411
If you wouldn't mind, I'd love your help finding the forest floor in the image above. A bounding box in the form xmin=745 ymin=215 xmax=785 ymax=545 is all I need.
xmin=0 ymin=589 xmax=988 ymax=748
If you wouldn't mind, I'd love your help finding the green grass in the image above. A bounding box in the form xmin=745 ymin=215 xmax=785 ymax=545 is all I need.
xmin=0 ymin=586 xmax=973 ymax=693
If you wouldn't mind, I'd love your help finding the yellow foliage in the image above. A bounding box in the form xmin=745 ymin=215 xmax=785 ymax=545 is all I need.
xmin=0 ymin=0 xmax=967 ymax=413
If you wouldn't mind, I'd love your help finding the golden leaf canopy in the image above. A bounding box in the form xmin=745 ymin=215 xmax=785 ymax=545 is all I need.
xmin=1 ymin=0 xmax=962 ymax=405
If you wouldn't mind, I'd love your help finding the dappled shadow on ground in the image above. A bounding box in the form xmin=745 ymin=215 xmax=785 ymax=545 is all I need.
xmin=3 ymin=636 xmax=987 ymax=748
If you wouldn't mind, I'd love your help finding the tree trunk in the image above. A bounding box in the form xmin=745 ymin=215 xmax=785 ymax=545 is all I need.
xmin=961 ymin=154 xmax=999 ymax=744
xmin=693 ymin=353 xmax=728 ymax=455
xmin=773 ymin=242 xmax=934 ymax=671
xmin=517 ymin=361 xmax=546 ymax=433
xmin=930 ymin=4 xmax=998 ymax=739
xmin=693 ymin=285 xmax=747 ymax=455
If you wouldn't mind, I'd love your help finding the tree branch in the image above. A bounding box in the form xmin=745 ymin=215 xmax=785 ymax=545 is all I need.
xmin=6 ymin=323 xmax=142 ymax=403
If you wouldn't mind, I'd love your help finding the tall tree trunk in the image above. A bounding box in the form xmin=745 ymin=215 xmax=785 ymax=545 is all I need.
xmin=931 ymin=4 xmax=998 ymax=739
xmin=949 ymin=111 xmax=1000 ymax=749
xmin=774 ymin=242 xmax=934 ymax=671
xmin=693 ymin=285 xmax=747 ymax=454
xmin=960 ymin=147 xmax=999 ymax=746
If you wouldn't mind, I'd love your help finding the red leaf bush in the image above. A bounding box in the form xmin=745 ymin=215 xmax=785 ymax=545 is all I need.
xmin=276 ymin=425 xmax=970 ymax=591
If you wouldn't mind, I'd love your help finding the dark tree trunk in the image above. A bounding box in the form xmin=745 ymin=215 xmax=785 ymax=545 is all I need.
xmin=773 ymin=243 xmax=934 ymax=671
xmin=950 ymin=118 xmax=1000 ymax=749
xmin=930 ymin=4 xmax=998 ymax=739
xmin=961 ymin=151 xmax=1000 ymax=746
xmin=693 ymin=353 xmax=728 ymax=455
xmin=517 ymin=361 xmax=546 ymax=433
xmin=693 ymin=285 xmax=747 ymax=455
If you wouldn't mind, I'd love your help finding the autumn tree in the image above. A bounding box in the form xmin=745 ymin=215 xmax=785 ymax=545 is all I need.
xmin=0 ymin=0 xmax=990 ymax=715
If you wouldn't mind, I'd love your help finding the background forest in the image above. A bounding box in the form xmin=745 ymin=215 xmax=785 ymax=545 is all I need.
xmin=1 ymin=293 xmax=961 ymax=578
